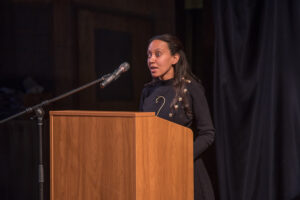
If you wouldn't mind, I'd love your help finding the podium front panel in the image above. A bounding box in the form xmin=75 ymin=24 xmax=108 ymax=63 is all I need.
xmin=50 ymin=111 xmax=137 ymax=200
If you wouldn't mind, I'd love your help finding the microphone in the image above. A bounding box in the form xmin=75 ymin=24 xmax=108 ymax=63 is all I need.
xmin=100 ymin=62 xmax=130 ymax=88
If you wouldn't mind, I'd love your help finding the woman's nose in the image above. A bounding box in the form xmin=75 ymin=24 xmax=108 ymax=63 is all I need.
xmin=148 ymin=55 xmax=155 ymax=62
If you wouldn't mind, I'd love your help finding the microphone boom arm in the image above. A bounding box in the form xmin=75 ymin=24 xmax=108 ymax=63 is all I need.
xmin=0 ymin=73 xmax=110 ymax=124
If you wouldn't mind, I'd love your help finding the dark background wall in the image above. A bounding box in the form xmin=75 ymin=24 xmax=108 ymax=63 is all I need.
xmin=0 ymin=0 xmax=215 ymax=199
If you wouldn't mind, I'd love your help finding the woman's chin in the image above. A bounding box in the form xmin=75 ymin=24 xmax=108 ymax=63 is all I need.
xmin=151 ymin=73 xmax=160 ymax=78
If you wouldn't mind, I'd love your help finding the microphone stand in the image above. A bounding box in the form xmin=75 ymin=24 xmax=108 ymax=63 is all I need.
xmin=0 ymin=74 xmax=110 ymax=200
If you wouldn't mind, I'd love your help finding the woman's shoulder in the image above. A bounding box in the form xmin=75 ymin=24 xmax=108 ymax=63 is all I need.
xmin=142 ymin=78 xmax=171 ymax=91
xmin=185 ymin=77 xmax=205 ymax=94
xmin=142 ymin=80 xmax=157 ymax=92
xmin=141 ymin=80 xmax=159 ymax=97
xmin=143 ymin=80 xmax=157 ymax=88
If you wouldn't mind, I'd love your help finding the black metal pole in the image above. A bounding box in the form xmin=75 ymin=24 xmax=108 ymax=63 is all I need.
xmin=35 ymin=108 xmax=45 ymax=200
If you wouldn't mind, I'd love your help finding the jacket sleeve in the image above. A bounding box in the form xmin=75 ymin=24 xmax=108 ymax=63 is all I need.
xmin=190 ymin=82 xmax=215 ymax=160
xmin=139 ymin=88 xmax=147 ymax=111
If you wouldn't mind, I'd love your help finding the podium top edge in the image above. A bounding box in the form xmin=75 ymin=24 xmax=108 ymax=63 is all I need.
xmin=49 ymin=110 xmax=155 ymax=117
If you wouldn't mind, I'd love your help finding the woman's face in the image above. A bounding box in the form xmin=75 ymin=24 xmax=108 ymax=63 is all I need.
xmin=147 ymin=40 xmax=179 ymax=80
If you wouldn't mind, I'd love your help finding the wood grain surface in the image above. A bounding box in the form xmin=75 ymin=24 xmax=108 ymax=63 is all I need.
xmin=50 ymin=110 xmax=193 ymax=200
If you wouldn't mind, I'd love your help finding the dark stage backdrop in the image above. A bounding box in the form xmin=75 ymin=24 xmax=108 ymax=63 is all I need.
xmin=213 ymin=0 xmax=300 ymax=200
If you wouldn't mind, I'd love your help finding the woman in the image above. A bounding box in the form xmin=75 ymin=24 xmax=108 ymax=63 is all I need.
xmin=139 ymin=34 xmax=215 ymax=200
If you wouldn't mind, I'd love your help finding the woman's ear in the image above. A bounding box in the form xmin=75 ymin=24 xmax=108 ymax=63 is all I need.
xmin=172 ymin=53 xmax=180 ymax=65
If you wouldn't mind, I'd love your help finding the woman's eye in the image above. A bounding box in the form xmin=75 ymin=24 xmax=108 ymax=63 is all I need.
xmin=155 ymin=52 xmax=161 ymax=57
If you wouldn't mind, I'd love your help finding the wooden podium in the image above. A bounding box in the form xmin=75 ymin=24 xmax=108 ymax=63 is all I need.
xmin=50 ymin=110 xmax=194 ymax=200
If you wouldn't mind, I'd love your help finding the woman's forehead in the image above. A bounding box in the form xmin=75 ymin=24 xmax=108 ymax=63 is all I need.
xmin=148 ymin=40 xmax=169 ymax=51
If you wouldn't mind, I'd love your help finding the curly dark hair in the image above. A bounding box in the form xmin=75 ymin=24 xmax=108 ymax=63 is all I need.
xmin=148 ymin=34 xmax=199 ymax=118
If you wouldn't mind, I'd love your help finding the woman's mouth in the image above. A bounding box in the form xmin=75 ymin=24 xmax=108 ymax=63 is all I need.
xmin=149 ymin=66 xmax=158 ymax=72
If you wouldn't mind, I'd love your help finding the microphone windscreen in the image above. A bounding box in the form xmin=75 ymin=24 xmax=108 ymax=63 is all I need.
xmin=121 ymin=62 xmax=130 ymax=72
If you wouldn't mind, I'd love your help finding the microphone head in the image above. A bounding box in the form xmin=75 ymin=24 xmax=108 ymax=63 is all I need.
xmin=120 ymin=62 xmax=130 ymax=72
